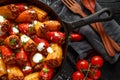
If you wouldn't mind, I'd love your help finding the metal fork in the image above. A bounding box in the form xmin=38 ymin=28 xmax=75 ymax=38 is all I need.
xmin=61 ymin=0 xmax=115 ymax=57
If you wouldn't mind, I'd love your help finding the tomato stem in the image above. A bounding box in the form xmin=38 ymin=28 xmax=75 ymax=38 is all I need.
xmin=84 ymin=63 xmax=92 ymax=80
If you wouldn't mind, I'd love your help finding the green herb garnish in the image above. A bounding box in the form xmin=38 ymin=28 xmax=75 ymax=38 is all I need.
xmin=0 ymin=54 xmax=2 ymax=58
xmin=14 ymin=25 xmax=18 ymax=29
xmin=43 ymin=68 xmax=49 ymax=73
xmin=14 ymin=49 xmax=20 ymax=53
xmin=54 ymin=50 xmax=56 ymax=53
xmin=3 ymin=16 xmax=7 ymax=19
xmin=39 ymin=59 xmax=43 ymax=63
xmin=12 ymin=53 xmax=15 ymax=56
xmin=22 ymin=41 xmax=26 ymax=45
xmin=10 ymin=38 xmax=15 ymax=45
xmin=29 ymin=27 xmax=33 ymax=32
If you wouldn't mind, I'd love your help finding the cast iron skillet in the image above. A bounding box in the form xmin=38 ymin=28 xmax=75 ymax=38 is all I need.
xmin=0 ymin=0 xmax=113 ymax=79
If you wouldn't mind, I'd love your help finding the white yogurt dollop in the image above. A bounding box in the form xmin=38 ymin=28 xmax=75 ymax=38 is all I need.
xmin=37 ymin=43 xmax=45 ymax=51
xmin=32 ymin=53 xmax=43 ymax=63
xmin=0 ymin=15 xmax=5 ymax=23
xmin=21 ymin=35 xmax=30 ymax=43
xmin=23 ymin=66 xmax=32 ymax=71
xmin=12 ymin=26 xmax=19 ymax=34
xmin=47 ymin=47 xmax=53 ymax=53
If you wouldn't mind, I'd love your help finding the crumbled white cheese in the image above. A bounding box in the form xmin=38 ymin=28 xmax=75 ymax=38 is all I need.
xmin=16 ymin=44 xmax=19 ymax=48
xmin=28 ymin=10 xmax=35 ymax=13
xmin=41 ymin=24 xmax=45 ymax=27
xmin=47 ymin=47 xmax=53 ymax=53
xmin=32 ymin=53 xmax=43 ymax=63
xmin=7 ymin=69 xmax=10 ymax=73
xmin=0 ymin=15 xmax=5 ymax=23
xmin=37 ymin=43 xmax=45 ymax=51
xmin=29 ymin=24 xmax=34 ymax=27
xmin=21 ymin=35 xmax=30 ymax=43
xmin=23 ymin=66 xmax=32 ymax=71
xmin=33 ymin=20 xmax=37 ymax=25
xmin=50 ymin=20 xmax=53 ymax=22
xmin=24 ymin=6 xmax=28 ymax=9
xmin=13 ymin=27 xmax=19 ymax=34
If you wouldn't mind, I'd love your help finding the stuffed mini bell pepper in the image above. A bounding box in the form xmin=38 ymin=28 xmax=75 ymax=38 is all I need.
xmin=0 ymin=46 xmax=16 ymax=65
xmin=4 ymin=35 xmax=21 ymax=49
xmin=20 ymin=34 xmax=36 ymax=52
xmin=24 ymin=72 xmax=39 ymax=80
xmin=44 ymin=43 xmax=63 ymax=68
xmin=7 ymin=66 xmax=24 ymax=80
xmin=0 ymin=57 xmax=7 ymax=77
xmin=0 ymin=4 xmax=28 ymax=20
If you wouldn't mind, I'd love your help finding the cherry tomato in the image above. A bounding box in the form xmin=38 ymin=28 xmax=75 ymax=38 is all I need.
xmin=70 ymin=33 xmax=83 ymax=42
xmin=86 ymin=78 xmax=93 ymax=80
xmin=91 ymin=56 xmax=104 ymax=68
xmin=72 ymin=71 xmax=84 ymax=80
xmin=89 ymin=68 xmax=101 ymax=80
xmin=76 ymin=60 xmax=89 ymax=71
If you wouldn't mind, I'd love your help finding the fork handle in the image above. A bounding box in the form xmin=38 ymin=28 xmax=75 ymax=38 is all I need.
xmin=71 ymin=8 xmax=112 ymax=29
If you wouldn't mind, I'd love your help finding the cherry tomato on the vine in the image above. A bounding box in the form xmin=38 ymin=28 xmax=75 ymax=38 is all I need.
xmin=76 ymin=60 xmax=89 ymax=71
xmin=88 ymin=68 xmax=101 ymax=80
xmin=72 ymin=71 xmax=84 ymax=80
xmin=91 ymin=56 xmax=104 ymax=68
xmin=86 ymin=78 xmax=93 ymax=80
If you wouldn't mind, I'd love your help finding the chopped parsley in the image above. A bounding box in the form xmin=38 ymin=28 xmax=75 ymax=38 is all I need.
xmin=3 ymin=16 xmax=7 ymax=19
xmin=0 ymin=54 xmax=2 ymax=58
xmin=12 ymin=53 xmax=15 ymax=56
xmin=43 ymin=68 xmax=49 ymax=73
xmin=54 ymin=50 xmax=56 ymax=53
xmin=29 ymin=27 xmax=33 ymax=32
xmin=10 ymin=38 xmax=15 ymax=45
xmin=23 ymin=66 xmax=26 ymax=69
xmin=14 ymin=25 xmax=18 ymax=29
xmin=14 ymin=49 xmax=20 ymax=53
xmin=39 ymin=59 xmax=43 ymax=63
xmin=22 ymin=41 xmax=26 ymax=45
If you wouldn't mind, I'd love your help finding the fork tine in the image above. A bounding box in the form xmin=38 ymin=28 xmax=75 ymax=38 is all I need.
xmin=67 ymin=0 xmax=74 ymax=5
xmin=61 ymin=0 xmax=71 ymax=7
xmin=71 ymin=0 xmax=78 ymax=5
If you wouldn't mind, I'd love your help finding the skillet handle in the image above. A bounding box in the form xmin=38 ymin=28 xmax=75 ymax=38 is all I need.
xmin=71 ymin=8 xmax=112 ymax=29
